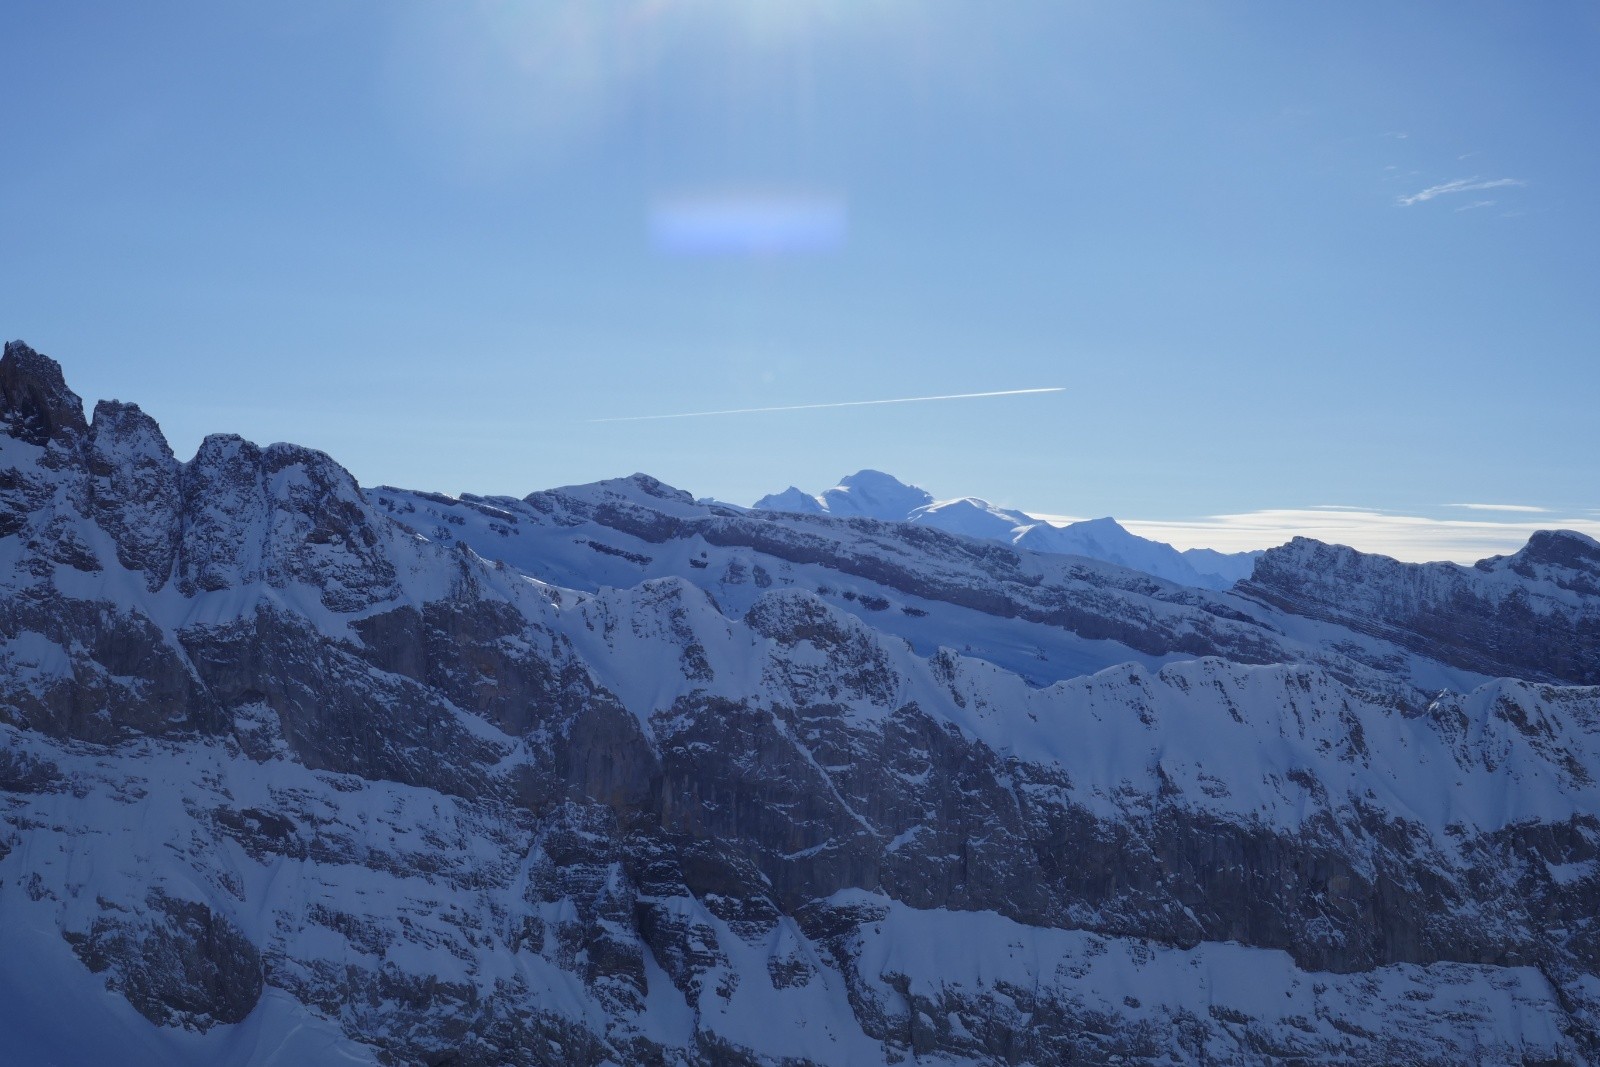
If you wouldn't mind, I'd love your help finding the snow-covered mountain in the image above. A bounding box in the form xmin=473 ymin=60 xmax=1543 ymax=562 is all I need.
xmin=4 ymin=339 xmax=1600 ymax=1065
xmin=754 ymin=470 xmax=1260 ymax=589
xmin=757 ymin=469 xmax=936 ymax=521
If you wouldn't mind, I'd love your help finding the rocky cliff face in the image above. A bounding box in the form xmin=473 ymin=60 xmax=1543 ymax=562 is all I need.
xmin=2 ymin=340 xmax=1598 ymax=1065
xmin=1242 ymin=534 xmax=1600 ymax=686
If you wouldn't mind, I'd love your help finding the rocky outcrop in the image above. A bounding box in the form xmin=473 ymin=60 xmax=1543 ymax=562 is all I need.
xmin=84 ymin=400 xmax=182 ymax=590
xmin=1242 ymin=533 xmax=1600 ymax=685
xmin=1 ymin=339 xmax=88 ymax=448
xmin=179 ymin=435 xmax=401 ymax=611
xmin=64 ymin=893 xmax=263 ymax=1031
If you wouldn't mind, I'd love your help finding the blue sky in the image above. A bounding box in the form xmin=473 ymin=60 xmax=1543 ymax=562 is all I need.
xmin=3 ymin=2 xmax=1597 ymax=559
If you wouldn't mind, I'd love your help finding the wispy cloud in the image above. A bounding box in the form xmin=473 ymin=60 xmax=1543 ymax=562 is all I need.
xmin=1028 ymin=506 xmax=1597 ymax=564
xmin=1446 ymin=503 xmax=1549 ymax=514
xmin=588 ymin=387 xmax=1064 ymax=423
xmin=1454 ymin=199 xmax=1495 ymax=212
xmin=1397 ymin=176 xmax=1524 ymax=207
xmin=1116 ymin=508 xmax=1599 ymax=564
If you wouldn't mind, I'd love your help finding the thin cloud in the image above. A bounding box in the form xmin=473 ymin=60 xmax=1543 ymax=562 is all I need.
xmin=1454 ymin=199 xmax=1495 ymax=212
xmin=1116 ymin=508 xmax=1599 ymax=564
xmin=588 ymin=387 xmax=1064 ymax=424
xmin=1006 ymin=506 xmax=1598 ymax=563
xmin=1446 ymin=503 xmax=1549 ymax=514
xmin=1397 ymin=176 xmax=1524 ymax=207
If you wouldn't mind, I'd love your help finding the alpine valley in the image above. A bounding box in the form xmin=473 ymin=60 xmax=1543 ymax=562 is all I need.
xmin=2 ymin=339 xmax=1598 ymax=1066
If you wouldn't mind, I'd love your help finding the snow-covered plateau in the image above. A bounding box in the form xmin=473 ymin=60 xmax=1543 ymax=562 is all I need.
xmin=2 ymin=339 xmax=1598 ymax=1065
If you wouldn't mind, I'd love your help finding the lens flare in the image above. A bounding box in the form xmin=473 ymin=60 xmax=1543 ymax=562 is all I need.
xmin=650 ymin=192 xmax=847 ymax=256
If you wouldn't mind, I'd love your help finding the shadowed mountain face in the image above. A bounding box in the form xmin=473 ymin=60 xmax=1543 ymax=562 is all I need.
xmin=1242 ymin=533 xmax=1600 ymax=686
xmin=3 ymin=339 xmax=1599 ymax=1066
xmin=755 ymin=469 xmax=1261 ymax=589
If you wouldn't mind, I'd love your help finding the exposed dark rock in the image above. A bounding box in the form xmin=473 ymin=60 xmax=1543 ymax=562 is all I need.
xmin=65 ymin=893 xmax=263 ymax=1030
xmin=1242 ymin=535 xmax=1600 ymax=685
xmin=84 ymin=400 xmax=182 ymax=590
xmin=1 ymin=340 xmax=88 ymax=447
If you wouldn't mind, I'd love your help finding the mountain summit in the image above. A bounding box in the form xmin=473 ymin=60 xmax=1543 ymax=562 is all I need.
xmin=756 ymin=468 xmax=936 ymax=521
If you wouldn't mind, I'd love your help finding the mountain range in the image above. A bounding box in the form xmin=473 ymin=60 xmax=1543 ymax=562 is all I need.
xmin=2 ymin=339 xmax=1598 ymax=1065
xmin=753 ymin=470 xmax=1260 ymax=590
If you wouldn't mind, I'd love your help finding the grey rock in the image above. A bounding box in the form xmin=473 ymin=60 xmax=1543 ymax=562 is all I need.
xmin=1 ymin=340 xmax=88 ymax=448
xmin=1243 ymin=533 xmax=1600 ymax=684
xmin=64 ymin=892 xmax=263 ymax=1031
xmin=85 ymin=400 xmax=182 ymax=590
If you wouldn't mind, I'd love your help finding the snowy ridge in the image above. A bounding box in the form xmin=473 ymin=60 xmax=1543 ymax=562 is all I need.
xmin=754 ymin=469 xmax=1260 ymax=589
xmin=1243 ymin=533 xmax=1600 ymax=685
xmin=3 ymin=340 xmax=1599 ymax=1065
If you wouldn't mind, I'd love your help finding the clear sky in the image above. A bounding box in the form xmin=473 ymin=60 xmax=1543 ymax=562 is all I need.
xmin=3 ymin=2 xmax=1597 ymax=560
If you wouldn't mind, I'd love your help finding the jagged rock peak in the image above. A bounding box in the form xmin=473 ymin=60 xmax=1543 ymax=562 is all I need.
xmin=86 ymin=400 xmax=183 ymax=591
xmin=261 ymin=440 xmax=363 ymax=483
xmin=185 ymin=435 xmax=365 ymax=492
xmin=176 ymin=432 xmax=397 ymax=610
xmin=89 ymin=400 xmax=175 ymax=461
xmin=1 ymin=339 xmax=88 ymax=446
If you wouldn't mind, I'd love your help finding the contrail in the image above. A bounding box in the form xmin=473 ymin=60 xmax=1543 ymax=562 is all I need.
xmin=588 ymin=386 xmax=1064 ymax=424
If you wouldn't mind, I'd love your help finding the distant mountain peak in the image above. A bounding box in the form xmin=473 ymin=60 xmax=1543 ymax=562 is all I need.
xmin=752 ymin=471 xmax=1259 ymax=589
xmin=1472 ymin=527 xmax=1600 ymax=596
xmin=833 ymin=468 xmax=919 ymax=491
xmin=752 ymin=486 xmax=825 ymax=514
xmin=1515 ymin=527 xmax=1600 ymax=563
xmin=822 ymin=469 xmax=934 ymax=520
xmin=755 ymin=469 xmax=936 ymax=522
